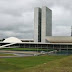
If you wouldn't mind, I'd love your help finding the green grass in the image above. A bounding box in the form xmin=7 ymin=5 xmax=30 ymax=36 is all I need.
xmin=0 ymin=53 xmax=15 ymax=56
xmin=24 ymin=55 xmax=72 ymax=72
xmin=0 ymin=48 xmax=53 ymax=51
xmin=0 ymin=55 xmax=67 ymax=72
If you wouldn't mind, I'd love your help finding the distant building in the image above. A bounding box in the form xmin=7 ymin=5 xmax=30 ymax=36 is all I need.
xmin=71 ymin=26 xmax=72 ymax=36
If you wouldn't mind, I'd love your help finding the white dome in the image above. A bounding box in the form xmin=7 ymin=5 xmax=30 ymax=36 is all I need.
xmin=3 ymin=37 xmax=22 ymax=43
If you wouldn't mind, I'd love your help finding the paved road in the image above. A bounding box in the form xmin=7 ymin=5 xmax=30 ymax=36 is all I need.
xmin=0 ymin=55 xmax=33 ymax=58
xmin=0 ymin=50 xmax=40 ymax=54
xmin=0 ymin=50 xmax=40 ymax=58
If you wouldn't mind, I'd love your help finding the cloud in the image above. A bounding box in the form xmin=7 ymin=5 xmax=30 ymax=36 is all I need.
xmin=0 ymin=0 xmax=72 ymax=39
xmin=53 ymin=26 xmax=71 ymax=36
xmin=0 ymin=0 xmax=36 ymax=16
xmin=51 ymin=5 xmax=72 ymax=36
xmin=0 ymin=11 xmax=34 ymax=39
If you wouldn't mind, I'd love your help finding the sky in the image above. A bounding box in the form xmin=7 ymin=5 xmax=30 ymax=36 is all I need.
xmin=0 ymin=0 xmax=72 ymax=39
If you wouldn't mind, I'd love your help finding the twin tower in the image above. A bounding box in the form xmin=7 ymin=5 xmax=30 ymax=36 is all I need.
xmin=34 ymin=6 xmax=52 ymax=43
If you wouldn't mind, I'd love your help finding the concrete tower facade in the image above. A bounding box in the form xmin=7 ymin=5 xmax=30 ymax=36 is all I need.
xmin=34 ymin=6 xmax=52 ymax=43
xmin=34 ymin=7 xmax=41 ymax=42
xmin=41 ymin=6 xmax=52 ymax=43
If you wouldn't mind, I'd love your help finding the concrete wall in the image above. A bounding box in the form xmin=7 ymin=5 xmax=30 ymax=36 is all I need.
xmin=34 ymin=7 xmax=41 ymax=42
xmin=46 ymin=36 xmax=72 ymax=43
xmin=41 ymin=6 xmax=52 ymax=43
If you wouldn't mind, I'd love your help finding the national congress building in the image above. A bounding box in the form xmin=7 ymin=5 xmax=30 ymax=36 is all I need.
xmin=1 ymin=6 xmax=72 ymax=54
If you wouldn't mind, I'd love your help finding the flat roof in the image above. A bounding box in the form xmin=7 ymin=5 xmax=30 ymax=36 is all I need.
xmin=17 ymin=42 xmax=72 ymax=45
xmin=1 ymin=42 xmax=72 ymax=45
xmin=46 ymin=36 xmax=72 ymax=43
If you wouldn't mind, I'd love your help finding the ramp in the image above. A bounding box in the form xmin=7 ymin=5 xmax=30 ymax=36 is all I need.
xmin=0 ymin=43 xmax=16 ymax=48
